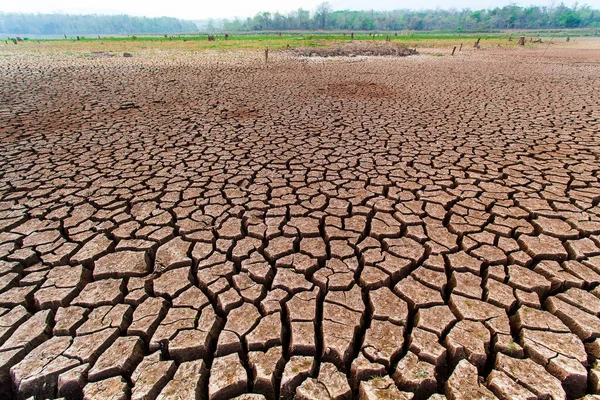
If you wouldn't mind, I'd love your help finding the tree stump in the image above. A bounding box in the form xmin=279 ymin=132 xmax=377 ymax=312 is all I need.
xmin=517 ymin=36 xmax=525 ymax=46
xmin=452 ymin=46 xmax=457 ymax=56
xmin=208 ymin=35 xmax=215 ymax=42
xmin=566 ymin=36 xmax=570 ymax=42
xmin=474 ymin=37 xmax=481 ymax=49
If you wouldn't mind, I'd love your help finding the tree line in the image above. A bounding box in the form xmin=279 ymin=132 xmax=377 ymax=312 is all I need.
xmin=1 ymin=4 xmax=597 ymax=36
xmin=0 ymin=13 xmax=198 ymax=35
xmin=215 ymin=3 xmax=599 ymax=31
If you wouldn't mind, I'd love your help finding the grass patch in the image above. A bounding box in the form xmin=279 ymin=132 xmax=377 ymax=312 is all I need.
xmin=24 ymin=32 xmax=508 ymax=53
xmin=5 ymin=29 xmax=582 ymax=55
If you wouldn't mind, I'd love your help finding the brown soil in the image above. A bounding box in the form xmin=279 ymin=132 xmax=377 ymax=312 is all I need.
xmin=0 ymin=41 xmax=600 ymax=400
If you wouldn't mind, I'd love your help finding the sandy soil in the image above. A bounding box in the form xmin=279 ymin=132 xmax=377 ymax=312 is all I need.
xmin=0 ymin=39 xmax=600 ymax=400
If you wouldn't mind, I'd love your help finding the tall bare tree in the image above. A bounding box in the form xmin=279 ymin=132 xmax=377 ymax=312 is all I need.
xmin=315 ymin=2 xmax=332 ymax=30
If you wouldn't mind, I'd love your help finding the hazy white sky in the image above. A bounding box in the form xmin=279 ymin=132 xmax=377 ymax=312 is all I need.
xmin=0 ymin=0 xmax=590 ymax=20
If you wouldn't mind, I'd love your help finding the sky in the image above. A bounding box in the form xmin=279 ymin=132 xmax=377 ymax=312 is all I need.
xmin=0 ymin=0 xmax=592 ymax=20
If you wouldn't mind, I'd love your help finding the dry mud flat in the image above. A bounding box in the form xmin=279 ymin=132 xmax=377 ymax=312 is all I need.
xmin=0 ymin=43 xmax=600 ymax=400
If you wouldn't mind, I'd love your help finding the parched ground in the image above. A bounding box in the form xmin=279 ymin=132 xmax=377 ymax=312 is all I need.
xmin=1 ymin=40 xmax=600 ymax=400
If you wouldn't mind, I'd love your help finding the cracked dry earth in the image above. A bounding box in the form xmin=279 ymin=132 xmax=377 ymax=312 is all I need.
xmin=1 ymin=45 xmax=600 ymax=400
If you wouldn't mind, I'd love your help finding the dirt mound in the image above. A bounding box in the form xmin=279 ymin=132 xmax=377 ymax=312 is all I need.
xmin=90 ymin=51 xmax=116 ymax=58
xmin=290 ymin=41 xmax=417 ymax=58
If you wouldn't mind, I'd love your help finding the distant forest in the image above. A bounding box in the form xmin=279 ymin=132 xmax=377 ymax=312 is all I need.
xmin=214 ymin=3 xmax=600 ymax=31
xmin=1 ymin=3 xmax=598 ymax=36
xmin=0 ymin=13 xmax=198 ymax=35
